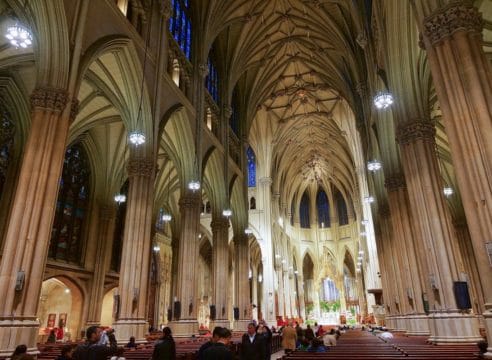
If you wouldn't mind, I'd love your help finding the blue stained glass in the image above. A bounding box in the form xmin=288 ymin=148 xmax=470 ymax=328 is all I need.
xmin=316 ymin=189 xmax=330 ymax=227
xmin=300 ymin=192 xmax=310 ymax=228
xmin=247 ymin=147 xmax=256 ymax=187
xmin=169 ymin=0 xmax=192 ymax=60
xmin=335 ymin=190 xmax=348 ymax=225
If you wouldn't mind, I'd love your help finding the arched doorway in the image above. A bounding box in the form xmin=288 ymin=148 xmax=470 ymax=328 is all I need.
xmin=37 ymin=277 xmax=83 ymax=342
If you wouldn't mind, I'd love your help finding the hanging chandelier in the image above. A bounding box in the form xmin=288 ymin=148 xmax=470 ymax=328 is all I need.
xmin=114 ymin=193 xmax=126 ymax=204
xmin=367 ymin=160 xmax=382 ymax=172
xmin=129 ymin=131 xmax=146 ymax=146
xmin=6 ymin=24 xmax=32 ymax=48
xmin=373 ymin=92 xmax=394 ymax=109
xmin=222 ymin=208 xmax=232 ymax=217
xmin=188 ymin=180 xmax=200 ymax=191
xmin=162 ymin=213 xmax=172 ymax=222
xmin=443 ymin=187 xmax=453 ymax=197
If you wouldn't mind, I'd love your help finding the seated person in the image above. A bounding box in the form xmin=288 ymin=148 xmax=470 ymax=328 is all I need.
xmin=323 ymin=329 xmax=337 ymax=347
xmin=307 ymin=338 xmax=327 ymax=352
xmin=125 ymin=337 xmax=137 ymax=349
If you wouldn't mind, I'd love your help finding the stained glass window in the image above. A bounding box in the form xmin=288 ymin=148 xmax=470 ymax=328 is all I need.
xmin=0 ymin=107 xmax=14 ymax=196
xmin=111 ymin=180 xmax=128 ymax=271
xmin=300 ymin=192 xmax=310 ymax=228
xmin=206 ymin=52 xmax=219 ymax=103
xmin=317 ymin=189 xmax=330 ymax=227
xmin=49 ymin=143 xmax=90 ymax=262
xmin=247 ymin=146 xmax=256 ymax=187
xmin=335 ymin=189 xmax=348 ymax=225
xmin=169 ymin=0 xmax=192 ymax=60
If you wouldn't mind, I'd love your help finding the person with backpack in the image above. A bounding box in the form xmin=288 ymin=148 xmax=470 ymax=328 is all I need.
xmin=73 ymin=326 xmax=117 ymax=360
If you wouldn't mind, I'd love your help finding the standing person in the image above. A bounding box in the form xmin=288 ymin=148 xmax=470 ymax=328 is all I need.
xmin=73 ymin=326 xmax=117 ymax=360
xmin=304 ymin=324 xmax=315 ymax=341
xmin=202 ymin=327 xmax=233 ymax=360
xmin=258 ymin=320 xmax=272 ymax=360
xmin=46 ymin=330 xmax=56 ymax=343
xmin=281 ymin=322 xmax=297 ymax=354
xmin=198 ymin=327 xmax=222 ymax=360
xmin=241 ymin=323 xmax=265 ymax=360
xmin=151 ymin=327 xmax=176 ymax=360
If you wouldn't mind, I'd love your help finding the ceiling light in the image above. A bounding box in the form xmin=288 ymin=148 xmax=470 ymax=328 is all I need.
xmin=359 ymin=250 xmax=364 ymax=255
xmin=245 ymin=228 xmax=253 ymax=235
xmin=258 ymin=274 xmax=263 ymax=283
xmin=188 ymin=180 xmax=200 ymax=191
xmin=114 ymin=193 xmax=126 ymax=204
xmin=162 ymin=213 xmax=172 ymax=222
xmin=222 ymin=209 xmax=232 ymax=217
xmin=360 ymin=231 xmax=367 ymax=237
xmin=129 ymin=131 xmax=146 ymax=146
xmin=153 ymin=245 xmax=160 ymax=252
xmin=443 ymin=187 xmax=453 ymax=197
xmin=364 ymin=196 xmax=375 ymax=204
xmin=64 ymin=288 xmax=70 ymax=294
xmin=361 ymin=220 xmax=369 ymax=226
xmin=275 ymin=254 xmax=281 ymax=259
xmin=367 ymin=160 xmax=382 ymax=172
xmin=294 ymin=270 xmax=299 ymax=274
xmin=373 ymin=92 xmax=394 ymax=109
xmin=6 ymin=24 xmax=32 ymax=48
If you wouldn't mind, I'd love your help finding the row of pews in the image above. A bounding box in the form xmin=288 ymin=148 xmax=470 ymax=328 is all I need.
xmin=36 ymin=332 xmax=282 ymax=360
xmin=281 ymin=330 xmax=481 ymax=360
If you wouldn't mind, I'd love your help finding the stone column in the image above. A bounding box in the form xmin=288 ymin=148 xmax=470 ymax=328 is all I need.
xmin=0 ymin=88 xmax=71 ymax=355
xmin=397 ymin=120 xmax=482 ymax=343
xmin=419 ymin=2 xmax=492 ymax=353
xmin=297 ymin=274 xmax=306 ymax=321
xmin=210 ymin=217 xmax=230 ymax=328
xmin=169 ymin=192 xmax=201 ymax=335
xmin=385 ymin=175 xmax=429 ymax=335
xmin=283 ymin=270 xmax=292 ymax=319
xmin=86 ymin=204 xmax=116 ymax=327
xmin=276 ymin=268 xmax=285 ymax=319
xmin=112 ymin=157 xmax=154 ymax=342
xmin=234 ymin=233 xmax=250 ymax=331
xmin=251 ymin=272 xmax=258 ymax=320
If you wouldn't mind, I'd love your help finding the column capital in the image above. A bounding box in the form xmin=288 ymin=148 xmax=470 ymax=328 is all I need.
xmin=30 ymin=87 xmax=69 ymax=113
xmin=210 ymin=217 xmax=230 ymax=231
xmin=198 ymin=63 xmax=209 ymax=78
xmin=379 ymin=203 xmax=391 ymax=219
xmin=384 ymin=173 xmax=406 ymax=192
xmin=223 ymin=105 xmax=233 ymax=119
xmin=160 ymin=0 xmax=173 ymax=19
xmin=178 ymin=193 xmax=201 ymax=209
xmin=127 ymin=157 xmax=154 ymax=177
xmin=396 ymin=120 xmax=435 ymax=145
xmin=423 ymin=2 xmax=482 ymax=46
xmin=70 ymin=99 xmax=79 ymax=122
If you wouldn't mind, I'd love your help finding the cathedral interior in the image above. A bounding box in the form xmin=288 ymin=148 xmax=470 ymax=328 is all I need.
xmin=0 ymin=0 xmax=491 ymax=356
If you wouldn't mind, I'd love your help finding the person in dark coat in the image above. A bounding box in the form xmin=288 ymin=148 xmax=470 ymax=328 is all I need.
xmin=304 ymin=324 xmax=315 ymax=341
xmin=55 ymin=345 xmax=74 ymax=360
xmin=257 ymin=320 xmax=272 ymax=360
xmin=241 ymin=323 xmax=265 ymax=360
xmin=151 ymin=327 xmax=176 ymax=360
xmin=198 ymin=326 xmax=222 ymax=360
xmin=202 ymin=327 xmax=233 ymax=360
xmin=73 ymin=326 xmax=117 ymax=360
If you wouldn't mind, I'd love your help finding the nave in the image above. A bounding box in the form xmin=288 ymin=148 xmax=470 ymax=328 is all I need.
xmin=0 ymin=0 xmax=491 ymax=357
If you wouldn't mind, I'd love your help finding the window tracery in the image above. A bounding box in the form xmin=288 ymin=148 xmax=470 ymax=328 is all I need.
xmin=169 ymin=0 xmax=192 ymax=60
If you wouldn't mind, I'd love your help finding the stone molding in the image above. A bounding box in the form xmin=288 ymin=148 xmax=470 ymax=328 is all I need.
xmin=178 ymin=193 xmax=201 ymax=209
xmin=210 ymin=218 xmax=230 ymax=231
xmin=384 ymin=174 xmax=406 ymax=191
xmin=30 ymin=87 xmax=69 ymax=113
xmin=70 ymin=99 xmax=79 ymax=122
xmin=396 ymin=120 xmax=435 ymax=145
xmin=127 ymin=158 xmax=154 ymax=177
xmin=198 ymin=63 xmax=209 ymax=78
xmin=423 ymin=2 xmax=483 ymax=45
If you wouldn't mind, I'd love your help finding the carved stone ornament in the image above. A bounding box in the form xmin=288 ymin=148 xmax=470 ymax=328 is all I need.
xmin=127 ymin=157 xmax=154 ymax=177
xmin=223 ymin=105 xmax=233 ymax=119
xmin=210 ymin=217 xmax=230 ymax=232
xmin=384 ymin=174 xmax=406 ymax=192
xmin=198 ymin=63 xmax=209 ymax=78
xmin=396 ymin=120 xmax=435 ymax=145
xmin=30 ymin=87 xmax=69 ymax=112
xmin=178 ymin=193 xmax=201 ymax=209
xmin=423 ymin=2 xmax=483 ymax=45
xmin=161 ymin=0 xmax=172 ymax=19
xmin=70 ymin=99 xmax=79 ymax=122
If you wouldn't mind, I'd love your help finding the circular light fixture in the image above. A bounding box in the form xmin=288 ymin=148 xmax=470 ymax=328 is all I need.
xmin=188 ymin=180 xmax=201 ymax=191
xmin=244 ymin=228 xmax=253 ymax=235
xmin=6 ymin=24 xmax=33 ymax=48
xmin=114 ymin=193 xmax=126 ymax=204
xmin=443 ymin=187 xmax=453 ymax=197
xmin=162 ymin=213 xmax=172 ymax=222
xmin=367 ymin=160 xmax=382 ymax=172
xmin=64 ymin=288 xmax=70 ymax=294
xmin=373 ymin=92 xmax=394 ymax=109
xmin=364 ymin=196 xmax=375 ymax=204
xmin=294 ymin=270 xmax=299 ymax=274
xmin=129 ymin=131 xmax=146 ymax=146
xmin=222 ymin=208 xmax=232 ymax=217
xmin=153 ymin=245 xmax=160 ymax=252
xmin=361 ymin=220 xmax=369 ymax=226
